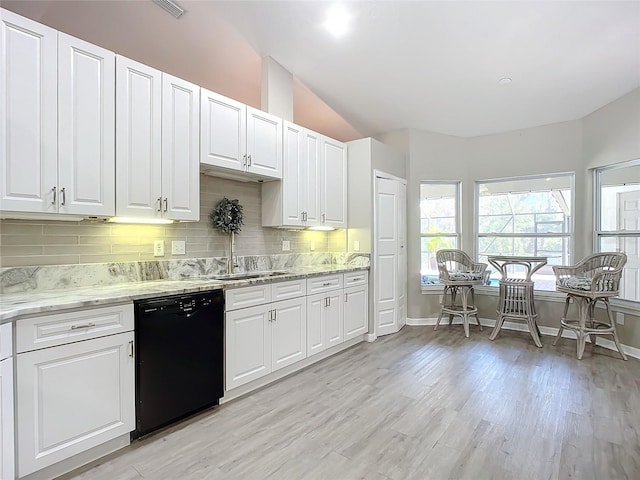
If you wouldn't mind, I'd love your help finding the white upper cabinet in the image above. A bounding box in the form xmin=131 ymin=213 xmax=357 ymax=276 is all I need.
xmin=201 ymin=88 xmax=282 ymax=180
xmin=0 ymin=9 xmax=116 ymax=217
xmin=0 ymin=9 xmax=58 ymax=213
xmin=161 ymin=73 xmax=200 ymax=221
xmin=321 ymin=136 xmax=348 ymax=228
xmin=116 ymin=56 xmax=199 ymax=221
xmin=58 ymin=32 xmax=115 ymax=216
xmin=261 ymin=123 xmax=346 ymax=229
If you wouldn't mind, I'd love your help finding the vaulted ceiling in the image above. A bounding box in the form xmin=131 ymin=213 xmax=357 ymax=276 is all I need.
xmin=3 ymin=1 xmax=639 ymax=141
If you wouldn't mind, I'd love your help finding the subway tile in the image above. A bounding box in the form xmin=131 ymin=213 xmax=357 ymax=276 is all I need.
xmin=43 ymin=245 xmax=110 ymax=255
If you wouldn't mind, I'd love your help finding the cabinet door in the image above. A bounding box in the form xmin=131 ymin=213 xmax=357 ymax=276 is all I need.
xmin=162 ymin=73 xmax=200 ymax=221
xmin=115 ymin=56 xmax=162 ymax=218
xmin=17 ymin=331 xmax=134 ymax=477
xmin=225 ymin=305 xmax=271 ymax=390
xmin=200 ymin=89 xmax=246 ymax=172
xmin=0 ymin=357 xmax=14 ymax=480
xmin=246 ymin=106 xmax=282 ymax=179
xmin=58 ymin=32 xmax=115 ymax=216
xmin=271 ymin=298 xmax=306 ymax=372
xmin=0 ymin=9 xmax=57 ymax=213
xmin=306 ymin=293 xmax=326 ymax=357
xmin=344 ymin=284 xmax=369 ymax=340
xmin=320 ymin=137 xmax=347 ymax=228
xmin=325 ymin=289 xmax=344 ymax=348
xmin=303 ymin=129 xmax=322 ymax=225
xmin=281 ymin=121 xmax=304 ymax=226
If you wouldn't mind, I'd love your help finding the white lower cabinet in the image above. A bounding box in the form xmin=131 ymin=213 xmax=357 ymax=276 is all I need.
xmin=226 ymin=296 xmax=306 ymax=390
xmin=344 ymin=284 xmax=369 ymax=341
xmin=15 ymin=304 xmax=135 ymax=478
xmin=1 ymin=357 xmax=14 ymax=480
xmin=307 ymin=288 xmax=344 ymax=358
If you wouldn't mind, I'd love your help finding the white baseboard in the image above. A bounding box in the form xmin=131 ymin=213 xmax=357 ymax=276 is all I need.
xmin=406 ymin=317 xmax=640 ymax=360
xmin=365 ymin=333 xmax=377 ymax=342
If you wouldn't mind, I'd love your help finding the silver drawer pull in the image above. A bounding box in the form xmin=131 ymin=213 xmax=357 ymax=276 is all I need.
xmin=70 ymin=323 xmax=95 ymax=330
xmin=322 ymin=282 xmax=332 ymax=286
xmin=351 ymin=277 xmax=363 ymax=282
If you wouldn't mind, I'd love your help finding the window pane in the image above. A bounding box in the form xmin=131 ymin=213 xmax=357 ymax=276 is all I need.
xmin=599 ymin=175 xmax=640 ymax=232
xmin=421 ymin=235 xmax=457 ymax=285
xmin=597 ymin=235 xmax=640 ymax=302
xmin=420 ymin=183 xmax=457 ymax=234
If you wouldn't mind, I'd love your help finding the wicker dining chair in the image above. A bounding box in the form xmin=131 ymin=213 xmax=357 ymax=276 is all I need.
xmin=434 ymin=249 xmax=488 ymax=337
xmin=552 ymin=252 xmax=627 ymax=360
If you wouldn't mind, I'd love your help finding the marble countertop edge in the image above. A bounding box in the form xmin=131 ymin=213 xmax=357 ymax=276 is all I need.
xmin=0 ymin=265 xmax=369 ymax=323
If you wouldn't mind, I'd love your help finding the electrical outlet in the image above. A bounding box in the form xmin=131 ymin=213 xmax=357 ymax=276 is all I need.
xmin=153 ymin=240 xmax=165 ymax=257
xmin=354 ymin=240 xmax=360 ymax=252
xmin=438 ymin=295 xmax=443 ymax=304
xmin=616 ymin=312 xmax=625 ymax=325
xmin=172 ymin=240 xmax=186 ymax=255
xmin=309 ymin=240 xmax=315 ymax=251
xmin=282 ymin=240 xmax=291 ymax=251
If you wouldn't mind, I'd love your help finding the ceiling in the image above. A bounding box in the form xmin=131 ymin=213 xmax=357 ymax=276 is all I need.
xmin=3 ymin=1 xmax=640 ymax=141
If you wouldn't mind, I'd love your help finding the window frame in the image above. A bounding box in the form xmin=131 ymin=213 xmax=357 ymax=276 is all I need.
xmin=594 ymin=158 xmax=640 ymax=306
xmin=420 ymin=180 xmax=461 ymax=291
xmin=474 ymin=172 xmax=575 ymax=292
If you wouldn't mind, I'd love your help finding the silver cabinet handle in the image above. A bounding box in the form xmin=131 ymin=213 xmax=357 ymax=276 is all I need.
xmin=70 ymin=322 xmax=95 ymax=330
xmin=273 ymin=308 xmax=277 ymax=321
xmin=344 ymin=293 xmax=348 ymax=302
xmin=322 ymin=213 xmax=326 ymax=223
xmin=351 ymin=277 xmax=363 ymax=282
xmin=247 ymin=154 xmax=252 ymax=166
xmin=51 ymin=186 xmax=57 ymax=205
xmin=323 ymin=282 xmax=332 ymax=286
xmin=242 ymin=154 xmax=247 ymax=167
xmin=157 ymin=197 xmax=163 ymax=212
xmin=60 ymin=187 xmax=66 ymax=206
xmin=324 ymin=297 xmax=328 ymax=307
xmin=163 ymin=197 xmax=168 ymax=212
xmin=129 ymin=340 xmax=134 ymax=358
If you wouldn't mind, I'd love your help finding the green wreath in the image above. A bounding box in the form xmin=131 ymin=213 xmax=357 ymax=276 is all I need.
xmin=210 ymin=197 xmax=244 ymax=234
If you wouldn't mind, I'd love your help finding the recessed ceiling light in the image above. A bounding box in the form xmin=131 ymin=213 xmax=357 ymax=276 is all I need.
xmin=323 ymin=4 xmax=351 ymax=38
xmin=498 ymin=77 xmax=512 ymax=85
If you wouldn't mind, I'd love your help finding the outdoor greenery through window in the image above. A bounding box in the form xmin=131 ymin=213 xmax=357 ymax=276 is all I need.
xmin=420 ymin=182 xmax=460 ymax=286
xmin=595 ymin=160 xmax=640 ymax=302
xmin=476 ymin=173 xmax=574 ymax=290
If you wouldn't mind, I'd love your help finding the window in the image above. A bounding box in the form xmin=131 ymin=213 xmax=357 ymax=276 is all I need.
xmin=476 ymin=173 xmax=574 ymax=290
xmin=420 ymin=182 xmax=460 ymax=286
xmin=595 ymin=159 xmax=640 ymax=302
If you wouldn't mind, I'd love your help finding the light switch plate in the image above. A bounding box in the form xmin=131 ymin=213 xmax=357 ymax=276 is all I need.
xmin=354 ymin=240 xmax=360 ymax=252
xmin=282 ymin=240 xmax=291 ymax=251
xmin=616 ymin=312 xmax=625 ymax=325
xmin=309 ymin=240 xmax=315 ymax=251
xmin=172 ymin=240 xmax=186 ymax=255
xmin=153 ymin=240 xmax=165 ymax=257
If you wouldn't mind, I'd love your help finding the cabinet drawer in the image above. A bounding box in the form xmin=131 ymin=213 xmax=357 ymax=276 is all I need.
xmin=226 ymin=284 xmax=271 ymax=311
xmin=306 ymin=274 xmax=343 ymax=294
xmin=0 ymin=323 xmax=12 ymax=360
xmin=16 ymin=303 xmax=134 ymax=353
xmin=344 ymin=271 xmax=368 ymax=287
xmin=271 ymin=279 xmax=306 ymax=301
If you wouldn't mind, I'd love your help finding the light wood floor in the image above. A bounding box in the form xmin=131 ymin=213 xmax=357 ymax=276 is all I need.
xmin=60 ymin=326 xmax=640 ymax=480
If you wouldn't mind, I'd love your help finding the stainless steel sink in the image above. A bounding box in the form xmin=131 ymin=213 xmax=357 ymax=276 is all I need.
xmin=203 ymin=271 xmax=289 ymax=281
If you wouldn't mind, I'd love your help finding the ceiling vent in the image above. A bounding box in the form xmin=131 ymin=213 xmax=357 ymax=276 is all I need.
xmin=152 ymin=0 xmax=186 ymax=19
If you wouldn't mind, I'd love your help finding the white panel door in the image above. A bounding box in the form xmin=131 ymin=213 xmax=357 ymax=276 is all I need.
xmin=58 ymin=32 xmax=115 ymax=216
xmin=344 ymin=285 xmax=369 ymax=340
xmin=115 ymin=56 xmax=162 ymax=218
xmin=246 ymin=106 xmax=282 ymax=179
xmin=271 ymin=297 xmax=306 ymax=372
xmin=325 ymin=290 xmax=344 ymax=348
xmin=306 ymin=293 xmax=326 ymax=357
xmin=17 ymin=332 xmax=134 ymax=477
xmin=0 ymin=357 xmax=14 ymax=480
xmin=375 ymin=177 xmax=399 ymax=336
xmin=200 ymin=88 xmax=245 ymax=172
xmin=397 ymin=181 xmax=407 ymax=328
xmin=282 ymin=121 xmax=304 ymax=226
xmin=321 ymin=136 xmax=347 ymax=228
xmin=162 ymin=73 xmax=200 ymax=221
xmin=303 ymin=129 xmax=322 ymax=225
xmin=618 ymin=190 xmax=640 ymax=301
xmin=225 ymin=305 xmax=271 ymax=390
xmin=0 ymin=9 xmax=58 ymax=213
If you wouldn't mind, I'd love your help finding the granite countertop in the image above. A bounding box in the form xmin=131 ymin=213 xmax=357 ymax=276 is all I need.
xmin=0 ymin=265 xmax=369 ymax=322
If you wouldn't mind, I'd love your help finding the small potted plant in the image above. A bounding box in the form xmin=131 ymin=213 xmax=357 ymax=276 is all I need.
xmin=210 ymin=197 xmax=244 ymax=274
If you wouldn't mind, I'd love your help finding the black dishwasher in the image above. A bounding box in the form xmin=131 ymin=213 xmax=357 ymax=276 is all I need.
xmin=132 ymin=290 xmax=224 ymax=439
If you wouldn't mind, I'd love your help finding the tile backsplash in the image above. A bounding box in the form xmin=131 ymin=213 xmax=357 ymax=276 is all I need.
xmin=0 ymin=174 xmax=348 ymax=268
